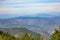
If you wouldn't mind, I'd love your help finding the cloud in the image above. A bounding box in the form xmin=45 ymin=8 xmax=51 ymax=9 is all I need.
xmin=0 ymin=0 xmax=33 ymax=3
xmin=0 ymin=2 xmax=60 ymax=15
xmin=35 ymin=0 xmax=60 ymax=2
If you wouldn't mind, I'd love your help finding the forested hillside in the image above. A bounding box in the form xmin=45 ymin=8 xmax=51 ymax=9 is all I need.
xmin=0 ymin=29 xmax=40 ymax=40
xmin=0 ymin=27 xmax=60 ymax=40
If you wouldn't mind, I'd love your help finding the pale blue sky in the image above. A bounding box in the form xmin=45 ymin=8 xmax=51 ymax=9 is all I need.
xmin=0 ymin=0 xmax=60 ymax=18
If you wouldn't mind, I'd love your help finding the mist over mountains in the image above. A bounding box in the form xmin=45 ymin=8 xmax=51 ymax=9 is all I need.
xmin=0 ymin=14 xmax=60 ymax=40
xmin=0 ymin=16 xmax=60 ymax=34
xmin=0 ymin=13 xmax=60 ymax=19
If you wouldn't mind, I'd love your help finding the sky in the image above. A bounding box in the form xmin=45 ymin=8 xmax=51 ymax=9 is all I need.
xmin=0 ymin=0 xmax=60 ymax=18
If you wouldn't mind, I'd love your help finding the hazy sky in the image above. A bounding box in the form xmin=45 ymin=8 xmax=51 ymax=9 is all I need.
xmin=0 ymin=0 xmax=60 ymax=18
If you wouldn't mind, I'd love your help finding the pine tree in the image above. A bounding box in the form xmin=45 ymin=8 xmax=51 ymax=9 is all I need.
xmin=37 ymin=35 xmax=40 ymax=40
xmin=50 ymin=27 xmax=60 ymax=40
xmin=21 ymin=32 xmax=29 ymax=40
xmin=0 ymin=35 xmax=3 ymax=40
xmin=29 ymin=34 xmax=32 ymax=40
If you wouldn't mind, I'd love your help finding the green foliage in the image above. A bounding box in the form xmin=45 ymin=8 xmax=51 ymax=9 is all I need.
xmin=19 ymin=32 xmax=40 ymax=40
xmin=21 ymin=32 xmax=29 ymax=40
xmin=50 ymin=27 xmax=60 ymax=40
xmin=29 ymin=34 xmax=32 ymax=40
xmin=1 ymin=27 xmax=60 ymax=40
xmin=0 ymin=35 xmax=3 ymax=40
xmin=0 ymin=30 xmax=40 ymax=40
xmin=0 ymin=30 xmax=16 ymax=40
xmin=32 ymin=36 xmax=40 ymax=40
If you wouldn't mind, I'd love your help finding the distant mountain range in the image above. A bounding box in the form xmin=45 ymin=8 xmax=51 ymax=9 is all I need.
xmin=0 ymin=13 xmax=60 ymax=19
xmin=0 ymin=17 xmax=60 ymax=38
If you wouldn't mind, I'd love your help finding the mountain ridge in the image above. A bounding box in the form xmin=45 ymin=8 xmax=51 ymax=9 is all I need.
xmin=0 ymin=17 xmax=60 ymax=35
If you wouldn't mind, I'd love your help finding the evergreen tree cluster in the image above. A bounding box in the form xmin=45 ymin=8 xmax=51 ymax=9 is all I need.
xmin=0 ymin=27 xmax=60 ymax=40
xmin=0 ymin=30 xmax=16 ymax=40
xmin=0 ymin=30 xmax=40 ymax=40
xmin=50 ymin=27 xmax=60 ymax=40
xmin=18 ymin=32 xmax=40 ymax=40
